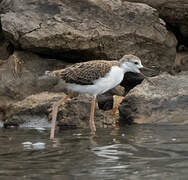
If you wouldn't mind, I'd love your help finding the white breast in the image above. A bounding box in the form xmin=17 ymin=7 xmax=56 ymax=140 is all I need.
xmin=66 ymin=66 xmax=124 ymax=97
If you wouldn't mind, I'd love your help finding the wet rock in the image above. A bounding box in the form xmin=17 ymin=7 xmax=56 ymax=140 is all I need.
xmin=119 ymin=72 xmax=188 ymax=124
xmin=4 ymin=92 xmax=117 ymax=129
xmin=3 ymin=92 xmax=63 ymax=127
xmin=1 ymin=0 xmax=176 ymax=71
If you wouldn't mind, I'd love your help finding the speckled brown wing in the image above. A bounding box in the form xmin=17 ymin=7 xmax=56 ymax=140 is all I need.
xmin=53 ymin=60 xmax=115 ymax=85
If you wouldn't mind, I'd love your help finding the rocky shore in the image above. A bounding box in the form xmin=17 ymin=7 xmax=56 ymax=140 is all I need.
xmin=0 ymin=0 xmax=188 ymax=129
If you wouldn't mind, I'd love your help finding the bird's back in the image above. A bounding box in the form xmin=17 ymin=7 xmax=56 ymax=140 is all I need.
xmin=48 ymin=60 xmax=119 ymax=85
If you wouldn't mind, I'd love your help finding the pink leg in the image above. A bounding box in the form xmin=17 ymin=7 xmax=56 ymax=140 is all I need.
xmin=89 ymin=97 xmax=96 ymax=134
xmin=50 ymin=94 xmax=71 ymax=139
xmin=112 ymin=95 xmax=124 ymax=115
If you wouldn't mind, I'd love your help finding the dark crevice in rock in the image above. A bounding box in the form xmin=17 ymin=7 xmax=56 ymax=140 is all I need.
xmin=98 ymin=95 xmax=113 ymax=111
xmin=6 ymin=42 xmax=14 ymax=55
xmin=19 ymin=23 xmax=43 ymax=40
xmin=166 ymin=22 xmax=188 ymax=49
xmin=37 ymin=49 xmax=108 ymax=63
xmin=0 ymin=19 xmax=4 ymax=40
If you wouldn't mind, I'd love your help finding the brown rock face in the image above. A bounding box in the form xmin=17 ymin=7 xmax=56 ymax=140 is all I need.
xmin=1 ymin=0 xmax=176 ymax=71
xmin=125 ymin=0 xmax=188 ymax=46
xmin=119 ymin=72 xmax=188 ymax=124
xmin=0 ymin=51 xmax=67 ymax=106
xmin=3 ymin=92 xmax=117 ymax=129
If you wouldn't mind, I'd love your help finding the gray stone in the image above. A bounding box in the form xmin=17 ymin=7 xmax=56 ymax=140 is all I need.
xmin=119 ymin=72 xmax=188 ymax=124
xmin=1 ymin=0 xmax=177 ymax=71
xmin=3 ymin=92 xmax=117 ymax=129
xmin=125 ymin=0 xmax=188 ymax=46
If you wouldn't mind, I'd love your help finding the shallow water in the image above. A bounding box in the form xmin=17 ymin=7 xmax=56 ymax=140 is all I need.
xmin=0 ymin=124 xmax=188 ymax=180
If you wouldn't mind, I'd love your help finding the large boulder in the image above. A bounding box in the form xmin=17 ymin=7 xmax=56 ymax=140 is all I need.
xmin=125 ymin=0 xmax=188 ymax=46
xmin=0 ymin=51 xmax=66 ymax=110
xmin=119 ymin=72 xmax=188 ymax=124
xmin=3 ymin=92 xmax=117 ymax=129
xmin=1 ymin=0 xmax=177 ymax=71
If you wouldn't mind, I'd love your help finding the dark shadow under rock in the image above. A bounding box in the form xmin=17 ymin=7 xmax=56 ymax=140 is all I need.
xmin=0 ymin=40 xmax=11 ymax=60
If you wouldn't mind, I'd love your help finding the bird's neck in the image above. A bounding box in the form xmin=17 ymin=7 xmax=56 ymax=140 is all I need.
xmin=119 ymin=63 xmax=130 ymax=74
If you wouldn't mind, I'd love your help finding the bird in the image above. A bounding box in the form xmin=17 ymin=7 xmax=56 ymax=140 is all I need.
xmin=45 ymin=54 xmax=152 ymax=139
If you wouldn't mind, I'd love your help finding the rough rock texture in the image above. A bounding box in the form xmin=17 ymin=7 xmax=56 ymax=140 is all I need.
xmin=0 ymin=0 xmax=13 ymax=14
xmin=172 ymin=46 xmax=188 ymax=73
xmin=1 ymin=0 xmax=177 ymax=71
xmin=125 ymin=0 xmax=188 ymax=46
xmin=0 ymin=0 xmax=187 ymax=129
xmin=3 ymin=92 xmax=117 ymax=129
xmin=0 ymin=50 xmax=146 ymax=128
xmin=119 ymin=72 xmax=188 ymax=124
xmin=0 ymin=51 xmax=67 ymax=108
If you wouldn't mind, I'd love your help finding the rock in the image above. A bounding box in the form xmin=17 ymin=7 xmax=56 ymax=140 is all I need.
xmin=59 ymin=94 xmax=117 ymax=129
xmin=0 ymin=40 xmax=11 ymax=60
xmin=3 ymin=92 xmax=58 ymax=127
xmin=126 ymin=0 xmax=188 ymax=46
xmin=0 ymin=0 xmax=13 ymax=14
xmin=1 ymin=0 xmax=177 ymax=71
xmin=98 ymin=85 xmax=125 ymax=110
xmin=119 ymin=72 xmax=188 ymax=124
xmin=3 ymin=92 xmax=117 ymax=129
xmin=0 ymin=50 xmax=67 ymax=98
xmin=0 ymin=50 xmax=68 ymax=120
xmin=172 ymin=46 xmax=188 ymax=73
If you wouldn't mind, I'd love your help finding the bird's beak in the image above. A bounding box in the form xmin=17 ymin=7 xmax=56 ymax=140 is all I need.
xmin=139 ymin=66 xmax=156 ymax=86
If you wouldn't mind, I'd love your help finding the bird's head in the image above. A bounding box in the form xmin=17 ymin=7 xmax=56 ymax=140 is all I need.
xmin=119 ymin=55 xmax=143 ymax=73
xmin=119 ymin=54 xmax=156 ymax=85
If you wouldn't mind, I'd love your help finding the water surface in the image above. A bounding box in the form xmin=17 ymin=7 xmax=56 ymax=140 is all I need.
xmin=0 ymin=124 xmax=188 ymax=180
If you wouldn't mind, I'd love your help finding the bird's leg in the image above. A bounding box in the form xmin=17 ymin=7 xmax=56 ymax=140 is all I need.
xmin=112 ymin=95 xmax=124 ymax=115
xmin=89 ymin=96 xmax=96 ymax=134
xmin=50 ymin=93 xmax=72 ymax=139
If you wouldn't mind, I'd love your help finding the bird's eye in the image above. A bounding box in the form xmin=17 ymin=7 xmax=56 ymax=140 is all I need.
xmin=134 ymin=62 xmax=138 ymax=65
